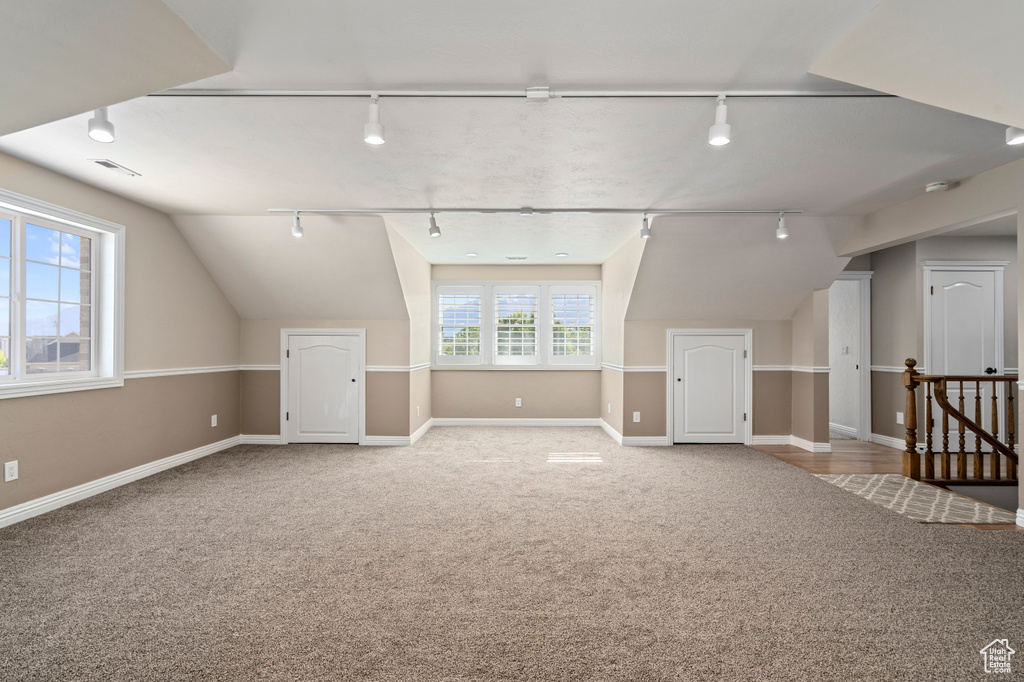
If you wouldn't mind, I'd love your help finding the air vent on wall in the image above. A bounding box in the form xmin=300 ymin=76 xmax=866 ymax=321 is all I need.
xmin=89 ymin=159 xmax=141 ymax=177
xmin=505 ymin=256 xmax=528 ymax=261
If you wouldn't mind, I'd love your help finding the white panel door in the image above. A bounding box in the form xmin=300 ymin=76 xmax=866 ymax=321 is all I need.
xmin=928 ymin=270 xmax=1000 ymax=441
xmin=673 ymin=335 xmax=745 ymax=443
xmin=287 ymin=335 xmax=361 ymax=443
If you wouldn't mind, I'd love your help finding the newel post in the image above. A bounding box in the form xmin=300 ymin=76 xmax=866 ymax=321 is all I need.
xmin=902 ymin=358 xmax=920 ymax=479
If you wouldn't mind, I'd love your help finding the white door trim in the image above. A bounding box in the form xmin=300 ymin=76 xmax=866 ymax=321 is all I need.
xmin=837 ymin=271 xmax=873 ymax=441
xmin=666 ymin=329 xmax=753 ymax=445
xmin=280 ymin=328 xmax=366 ymax=445
xmin=922 ymin=262 xmax=1005 ymax=379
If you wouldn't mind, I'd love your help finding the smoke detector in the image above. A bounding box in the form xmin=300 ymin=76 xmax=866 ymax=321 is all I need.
xmin=925 ymin=181 xmax=952 ymax=193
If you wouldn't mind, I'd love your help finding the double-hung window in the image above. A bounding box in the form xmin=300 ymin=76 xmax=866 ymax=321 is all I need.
xmin=434 ymin=281 xmax=599 ymax=368
xmin=0 ymin=189 xmax=124 ymax=398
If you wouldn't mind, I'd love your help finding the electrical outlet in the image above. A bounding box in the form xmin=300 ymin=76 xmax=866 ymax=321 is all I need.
xmin=4 ymin=461 xmax=18 ymax=482
xmin=896 ymin=412 xmax=904 ymax=425
xmin=211 ymin=414 xmax=218 ymax=427
xmin=515 ymin=398 xmax=522 ymax=407
xmin=608 ymin=403 xmax=611 ymax=414
xmin=416 ymin=406 xmax=420 ymax=417
xmin=633 ymin=411 xmax=641 ymax=423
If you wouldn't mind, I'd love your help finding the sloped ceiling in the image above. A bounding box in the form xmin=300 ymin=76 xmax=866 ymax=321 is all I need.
xmin=0 ymin=0 xmax=228 ymax=136
xmin=811 ymin=0 xmax=1024 ymax=128
xmin=625 ymin=215 xmax=858 ymax=320
xmin=172 ymin=215 xmax=409 ymax=320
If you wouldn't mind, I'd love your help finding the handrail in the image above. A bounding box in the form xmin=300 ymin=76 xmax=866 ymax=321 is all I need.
xmin=902 ymin=358 xmax=1018 ymax=485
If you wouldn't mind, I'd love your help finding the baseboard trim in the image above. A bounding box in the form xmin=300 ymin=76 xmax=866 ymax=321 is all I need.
xmin=431 ymin=418 xmax=603 ymax=427
xmin=0 ymin=436 xmax=241 ymax=529
xmin=871 ymin=433 xmax=908 ymax=451
xmin=410 ymin=418 xmax=433 ymax=445
xmin=1017 ymin=508 xmax=1024 ymax=528
xmin=364 ymin=435 xmax=412 ymax=446
xmin=600 ymin=419 xmax=623 ymax=445
xmin=239 ymin=434 xmax=283 ymax=445
xmin=751 ymin=435 xmax=831 ymax=453
xmin=829 ymin=422 xmax=858 ymax=438
xmin=622 ymin=436 xmax=672 ymax=446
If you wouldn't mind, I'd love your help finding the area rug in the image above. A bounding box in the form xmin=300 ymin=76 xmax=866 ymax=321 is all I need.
xmin=815 ymin=473 xmax=1017 ymax=524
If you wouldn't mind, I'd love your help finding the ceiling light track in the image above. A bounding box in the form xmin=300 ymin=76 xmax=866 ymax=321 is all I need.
xmin=268 ymin=207 xmax=803 ymax=216
xmin=153 ymin=88 xmax=892 ymax=100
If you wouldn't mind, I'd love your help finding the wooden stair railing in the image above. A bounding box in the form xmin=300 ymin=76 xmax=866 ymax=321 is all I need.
xmin=902 ymin=359 xmax=1018 ymax=486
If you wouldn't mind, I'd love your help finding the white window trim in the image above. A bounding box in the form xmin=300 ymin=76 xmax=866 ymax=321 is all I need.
xmin=0 ymin=188 xmax=124 ymax=399
xmin=433 ymin=280 xmax=601 ymax=370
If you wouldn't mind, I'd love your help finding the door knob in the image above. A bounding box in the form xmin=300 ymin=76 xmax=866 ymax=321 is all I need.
xmin=985 ymin=367 xmax=997 ymax=375
xmin=351 ymin=378 xmax=357 ymax=382
xmin=677 ymin=378 xmax=682 ymax=382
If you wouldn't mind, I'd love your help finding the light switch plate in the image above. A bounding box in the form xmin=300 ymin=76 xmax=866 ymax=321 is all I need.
xmin=4 ymin=461 xmax=18 ymax=482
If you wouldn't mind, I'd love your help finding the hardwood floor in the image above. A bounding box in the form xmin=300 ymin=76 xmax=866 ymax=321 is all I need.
xmin=752 ymin=439 xmax=1022 ymax=531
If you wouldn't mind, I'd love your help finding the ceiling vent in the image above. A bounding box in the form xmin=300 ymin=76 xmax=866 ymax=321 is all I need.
xmin=505 ymin=256 xmax=528 ymax=261
xmin=90 ymin=159 xmax=141 ymax=177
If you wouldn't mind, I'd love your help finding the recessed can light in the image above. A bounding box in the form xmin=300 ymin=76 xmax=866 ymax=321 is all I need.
xmin=555 ymin=252 xmax=569 ymax=257
xmin=466 ymin=252 xmax=478 ymax=257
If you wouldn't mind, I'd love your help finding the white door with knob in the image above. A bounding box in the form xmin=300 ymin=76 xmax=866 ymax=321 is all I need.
xmin=283 ymin=332 xmax=364 ymax=443
xmin=925 ymin=266 xmax=1003 ymax=443
xmin=671 ymin=333 xmax=748 ymax=443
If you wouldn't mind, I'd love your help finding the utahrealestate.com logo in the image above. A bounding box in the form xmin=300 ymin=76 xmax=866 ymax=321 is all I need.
xmin=980 ymin=639 xmax=1015 ymax=674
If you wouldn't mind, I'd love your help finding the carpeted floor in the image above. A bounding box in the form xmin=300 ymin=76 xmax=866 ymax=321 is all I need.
xmin=2 ymin=426 xmax=1023 ymax=681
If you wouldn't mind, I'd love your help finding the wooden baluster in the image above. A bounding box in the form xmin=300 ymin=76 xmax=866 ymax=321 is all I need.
xmin=924 ymin=383 xmax=934 ymax=479
xmin=941 ymin=398 xmax=950 ymax=480
xmin=1008 ymin=385 xmax=1017 ymax=481
xmin=991 ymin=382 xmax=1000 ymax=480
xmin=958 ymin=382 xmax=967 ymax=479
xmin=974 ymin=381 xmax=983 ymax=479
xmin=902 ymin=359 xmax=920 ymax=479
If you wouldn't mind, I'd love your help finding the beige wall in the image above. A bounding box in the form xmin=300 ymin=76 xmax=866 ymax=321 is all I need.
xmin=0 ymin=153 xmax=240 ymax=371
xmin=753 ymin=372 xmax=793 ymax=436
xmin=387 ymin=226 xmax=433 ymax=366
xmin=623 ymin=320 xmax=792 ymax=366
xmin=622 ymin=371 xmax=667 ymax=437
xmin=432 ymin=371 xmax=600 ymax=419
xmin=410 ymin=368 xmax=431 ymax=434
xmin=871 ymin=370 xmax=908 ymax=441
xmin=791 ymin=291 xmax=829 ymax=368
xmin=792 ymin=373 xmax=829 ymax=443
xmin=601 ymin=237 xmax=646 ymax=365
xmin=432 ymin=264 xmax=602 ymax=281
xmin=600 ymin=368 xmax=624 ymax=434
xmin=870 ymin=242 xmax=919 ymax=368
xmin=366 ymin=372 xmax=411 ymax=437
xmin=0 ymin=372 xmax=239 ymax=511
xmin=240 ymin=319 xmax=411 ymax=366
xmin=240 ymin=370 xmax=280 ymax=435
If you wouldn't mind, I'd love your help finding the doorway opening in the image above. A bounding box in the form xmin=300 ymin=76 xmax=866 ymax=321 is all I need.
xmin=828 ymin=272 xmax=872 ymax=441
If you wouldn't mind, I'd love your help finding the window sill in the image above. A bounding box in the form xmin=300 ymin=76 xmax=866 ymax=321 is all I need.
xmin=0 ymin=375 xmax=124 ymax=400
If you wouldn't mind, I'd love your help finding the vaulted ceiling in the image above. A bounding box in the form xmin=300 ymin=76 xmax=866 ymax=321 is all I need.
xmin=0 ymin=0 xmax=1021 ymax=319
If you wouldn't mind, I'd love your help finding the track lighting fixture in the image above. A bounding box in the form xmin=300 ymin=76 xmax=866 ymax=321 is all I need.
xmin=1007 ymin=127 xmax=1024 ymax=145
xmin=291 ymin=212 xmax=303 ymax=238
xmin=640 ymin=214 xmax=651 ymax=239
xmin=428 ymin=213 xmax=441 ymax=238
xmin=776 ymin=213 xmax=788 ymax=239
xmin=87 ymin=107 xmax=115 ymax=143
xmin=364 ymin=95 xmax=385 ymax=145
xmin=708 ymin=95 xmax=731 ymax=146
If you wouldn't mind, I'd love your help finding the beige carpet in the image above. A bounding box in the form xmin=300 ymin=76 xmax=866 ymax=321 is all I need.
xmin=815 ymin=473 xmax=1018 ymax=524
xmin=2 ymin=426 xmax=1023 ymax=681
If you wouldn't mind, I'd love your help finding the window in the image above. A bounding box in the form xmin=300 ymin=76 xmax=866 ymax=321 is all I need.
xmin=434 ymin=281 xmax=599 ymax=368
xmin=0 ymin=189 xmax=124 ymax=398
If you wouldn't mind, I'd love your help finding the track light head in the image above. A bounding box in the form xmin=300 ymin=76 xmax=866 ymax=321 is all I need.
xmin=364 ymin=96 xmax=385 ymax=145
xmin=640 ymin=214 xmax=651 ymax=240
xmin=87 ymin=107 xmax=115 ymax=143
xmin=291 ymin=212 xmax=304 ymax=238
xmin=708 ymin=95 xmax=731 ymax=146
xmin=1007 ymin=126 xmax=1024 ymax=145
xmin=428 ymin=213 xmax=441 ymax=238
xmin=776 ymin=212 xmax=788 ymax=239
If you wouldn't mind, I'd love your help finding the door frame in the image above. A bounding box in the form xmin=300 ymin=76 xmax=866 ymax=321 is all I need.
xmin=280 ymin=328 xmax=366 ymax=445
xmin=922 ymin=261 xmax=1006 ymax=377
xmin=835 ymin=271 xmax=873 ymax=440
xmin=666 ymin=329 xmax=753 ymax=445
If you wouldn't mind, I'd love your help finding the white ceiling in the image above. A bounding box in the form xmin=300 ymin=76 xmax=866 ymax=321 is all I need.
xmin=1 ymin=0 xmax=1022 ymax=273
xmin=0 ymin=0 xmax=227 ymax=137
xmin=811 ymin=0 xmax=1024 ymax=129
